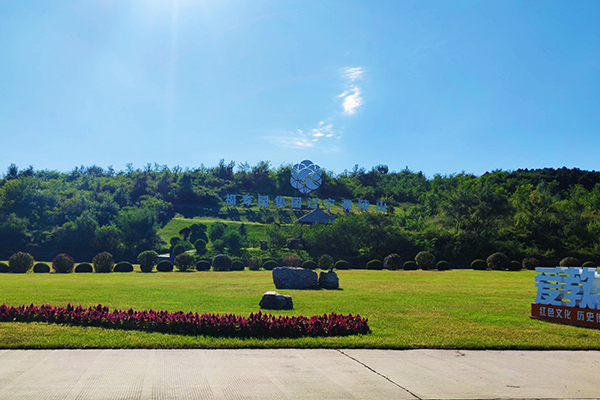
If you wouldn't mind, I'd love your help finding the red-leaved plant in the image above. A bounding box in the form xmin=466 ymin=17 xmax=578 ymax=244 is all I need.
xmin=0 ymin=304 xmax=370 ymax=338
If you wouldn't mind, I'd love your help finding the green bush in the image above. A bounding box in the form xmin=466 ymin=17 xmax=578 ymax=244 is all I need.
xmin=172 ymin=244 xmax=185 ymax=257
xmin=436 ymin=260 xmax=450 ymax=271
xmin=33 ymin=263 xmax=50 ymax=273
xmin=196 ymin=260 xmax=211 ymax=271
xmin=403 ymin=261 xmax=418 ymax=271
xmin=208 ymin=222 xmax=227 ymax=242
xmin=248 ymin=257 xmax=263 ymax=271
xmin=471 ymin=259 xmax=487 ymax=271
xmin=522 ymin=257 xmax=539 ymax=271
xmin=9 ymin=252 xmax=34 ymax=273
xmin=137 ymin=250 xmax=158 ymax=273
xmin=156 ymin=260 xmax=174 ymax=272
xmin=175 ymin=253 xmax=196 ymax=272
xmin=93 ymin=252 xmax=114 ymax=273
xmin=52 ymin=253 xmax=74 ymax=273
xmin=194 ymin=239 xmax=207 ymax=256
xmin=283 ymin=255 xmax=301 ymax=268
xmin=487 ymin=252 xmax=509 ymax=271
xmin=0 ymin=262 xmax=9 ymax=273
xmin=170 ymin=237 xmax=182 ymax=247
xmin=560 ymin=257 xmax=581 ymax=267
xmin=263 ymin=260 xmax=279 ymax=271
xmin=334 ymin=260 xmax=349 ymax=270
xmin=508 ymin=260 xmax=522 ymax=271
xmin=383 ymin=254 xmax=403 ymax=270
xmin=231 ymin=259 xmax=245 ymax=271
xmin=301 ymin=260 xmax=317 ymax=270
xmin=366 ymin=259 xmax=383 ymax=270
xmin=415 ymin=251 xmax=435 ymax=270
xmin=318 ymin=254 xmax=334 ymax=270
xmin=212 ymin=254 xmax=232 ymax=271
xmin=114 ymin=261 xmax=134 ymax=272
xmin=75 ymin=263 xmax=93 ymax=273
xmin=212 ymin=239 xmax=226 ymax=252
xmin=583 ymin=261 xmax=597 ymax=268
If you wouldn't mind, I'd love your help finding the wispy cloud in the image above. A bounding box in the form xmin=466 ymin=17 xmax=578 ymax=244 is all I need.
xmin=339 ymin=67 xmax=364 ymax=115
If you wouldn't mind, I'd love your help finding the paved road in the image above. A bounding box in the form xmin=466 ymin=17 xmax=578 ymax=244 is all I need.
xmin=0 ymin=349 xmax=598 ymax=399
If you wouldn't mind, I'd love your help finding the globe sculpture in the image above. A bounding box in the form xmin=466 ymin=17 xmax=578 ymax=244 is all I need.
xmin=290 ymin=160 xmax=322 ymax=194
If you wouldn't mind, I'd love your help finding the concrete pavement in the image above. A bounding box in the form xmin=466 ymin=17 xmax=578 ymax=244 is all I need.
xmin=0 ymin=349 xmax=598 ymax=399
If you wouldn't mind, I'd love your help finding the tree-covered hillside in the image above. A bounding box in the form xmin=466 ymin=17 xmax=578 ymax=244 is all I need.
xmin=2 ymin=161 xmax=600 ymax=264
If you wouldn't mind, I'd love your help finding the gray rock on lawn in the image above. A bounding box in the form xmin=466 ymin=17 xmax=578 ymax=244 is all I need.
xmin=319 ymin=270 xmax=339 ymax=289
xmin=259 ymin=291 xmax=293 ymax=310
xmin=272 ymin=267 xmax=319 ymax=290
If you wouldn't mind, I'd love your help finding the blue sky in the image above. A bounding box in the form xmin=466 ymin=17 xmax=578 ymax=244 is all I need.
xmin=1 ymin=0 xmax=599 ymax=177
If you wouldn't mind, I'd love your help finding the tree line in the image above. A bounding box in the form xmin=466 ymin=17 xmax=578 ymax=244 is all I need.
xmin=2 ymin=161 xmax=600 ymax=264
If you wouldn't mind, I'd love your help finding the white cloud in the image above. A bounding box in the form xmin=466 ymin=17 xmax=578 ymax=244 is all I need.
xmin=339 ymin=86 xmax=363 ymax=115
xmin=345 ymin=67 xmax=364 ymax=81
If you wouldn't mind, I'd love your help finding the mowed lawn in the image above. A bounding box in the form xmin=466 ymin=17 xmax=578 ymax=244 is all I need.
xmin=1 ymin=269 xmax=599 ymax=349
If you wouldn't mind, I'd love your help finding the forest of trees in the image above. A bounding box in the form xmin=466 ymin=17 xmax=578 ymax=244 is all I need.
xmin=2 ymin=161 xmax=600 ymax=265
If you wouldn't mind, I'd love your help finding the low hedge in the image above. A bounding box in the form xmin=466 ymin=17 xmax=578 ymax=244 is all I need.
xmin=156 ymin=260 xmax=174 ymax=272
xmin=334 ymin=260 xmax=349 ymax=270
xmin=196 ymin=260 xmax=211 ymax=271
xmin=403 ymin=261 xmax=418 ymax=271
xmin=0 ymin=262 xmax=9 ymax=273
xmin=263 ymin=260 xmax=279 ymax=271
xmin=366 ymin=259 xmax=383 ymax=270
xmin=508 ymin=260 xmax=522 ymax=271
xmin=75 ymin=263 xmax=93 ymax=273
xmin=114 ymin=262 xmax=134 ymax=273
xmin=302 ymin=260 xmax=317 ymax=270
xmin=471 ymin=259 xmax=487 ymax=271
xmin=436 ymin=260 xmax=450 ymax=271
xmin=33 ymin=263 xmax=50 ymax=273
xmin=0 ymin=303 xmax=370 ymax=338
xmin=231 ymin=260 xmax=245 ymax=271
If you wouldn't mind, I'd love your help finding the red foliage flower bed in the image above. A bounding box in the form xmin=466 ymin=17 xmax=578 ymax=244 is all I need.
xmin=0 ymin=304 xmax=370 ymax=338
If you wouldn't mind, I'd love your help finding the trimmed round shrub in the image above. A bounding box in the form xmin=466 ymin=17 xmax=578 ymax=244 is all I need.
xmin=231 ymin=259 xmax=245 ymax=271
xmin=0 ymin=262 xmax=9 ymax=273
xmin=283 ymin=255 xmax=300 ymax=268
xmin=508 ymin=260 xmax=522 ymax=271
xmin=93 ymin=252 xmax=114 ymax=273
xmin=487 ymin=252 xmax=509 ymax=271
xmin=318 ymin=254 xmax=334 ymax=270
xmin=403 ymin=261 xmax=418 ymax=271
xmin=263 ymin=260 xmax=279 ymax=271
xmin=383 ymin=254 xmax=403 ymax=270
xmin=175 ymin=253 xmax=196 ymax=272
xmin=138 ymin=250 xmax=158 ymax=273
xmin=583 ymin=261 xmax=597 ymax=268
xmin=9 ymin=252 xmax=34 ymax=273
xmin=114 ymin=261 xmax=134 ymax=272
xmin=212 ymin=254 xmax=232 ymax=271
xmin=415 ymin=251 xmax=435 ymax=270
xmin=366 ymin=259 xmax=383 ymax=270
xmin=302 ymin=260 xmax=317 ymax=270
xmin=560 ymin=257 xmax=581 ymax=267
xmin=471 ymin=259 xmax=487 ymax=271
xmin=248 ymin=256 xmax=263 ymax=271
xmin=172 ymin=244 xmax=185 ymax=257
xmin=33 ymin=263 xmax=50 ymax=273
xmin=75 ymin=263 xmax=93 ymax=273
xmin=334 ymin=260 xmax=350 ymax=270
xmin=522 ymin=257 xmax=539 ymax=271
xmin=212 ymin=239 xmax=226 ymax=252
xmin=196 ymin=260 xmax=211 ymax=271
xmin=156 ymin=260 xmax=174 ymax=272
xmin=52 ymin=253 xmax=74 ymax=273
xmin=436 ymin=260 xmax=450 ymax=271
xmin=194 ymin=239 xmax=207 ymax=256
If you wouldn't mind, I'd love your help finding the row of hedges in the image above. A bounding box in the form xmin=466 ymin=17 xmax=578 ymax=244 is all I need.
xmin=470 ymin=254 xmax=596 ymax=271
xmin=0 ymin=303 xmax=370 ymax=338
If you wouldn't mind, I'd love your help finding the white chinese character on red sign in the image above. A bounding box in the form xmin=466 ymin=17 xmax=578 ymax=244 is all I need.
xmin=291 ymin=197 xmax=302 ymax=209
xmin=241 ymin=194 xmax=253 ymax=206
xmin=275 ymin=196 xmax=286 ymax=208
xmin=258 ymin=195 xmax=269 ymax=208
xmin=226 ymin=194 xmax=237 ymax=206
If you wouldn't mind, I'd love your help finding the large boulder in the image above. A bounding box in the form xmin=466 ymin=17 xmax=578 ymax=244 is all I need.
xmin=319 ymin=270 xmax=339 ymax=289
xmin=259 ymin=291 xmax=293 ymax=310
xmin=272 ymin=267 xmax=319 ymax=290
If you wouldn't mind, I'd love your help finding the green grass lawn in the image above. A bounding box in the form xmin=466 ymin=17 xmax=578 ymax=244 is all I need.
xmin=1 ymin=269 xmax=599 ymax=349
